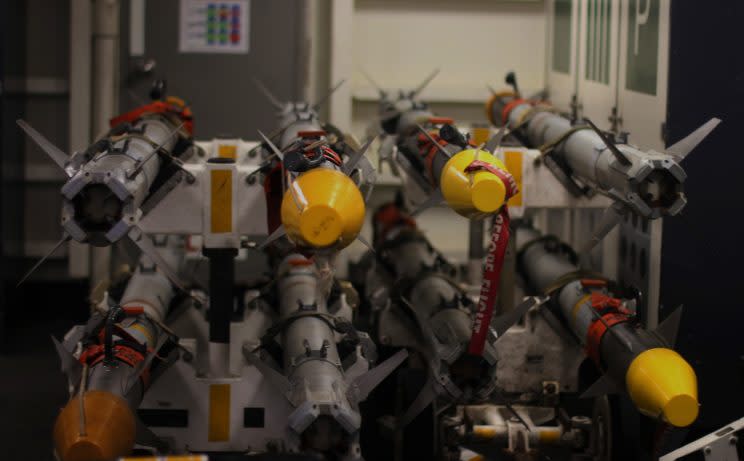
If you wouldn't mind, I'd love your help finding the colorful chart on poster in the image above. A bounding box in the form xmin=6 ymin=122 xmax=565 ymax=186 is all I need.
xmin=179 ymin=0 xmax=250 ymax=54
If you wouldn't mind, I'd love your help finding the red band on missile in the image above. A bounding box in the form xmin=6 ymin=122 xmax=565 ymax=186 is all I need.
xmin=79 ymin=344 xmax=150 ymax=386
xmin=468 ymin=206 xmax=511 ymax=356
xmin=428 ymin=117 xmax=455 ymax=125
xmin=110 ymin=100 xmax=194 ymax=135
xmin=586 ymin=312 xmax=629 ymax=365
xmin=581 ymin=278 xmax=608 ymax=288
xmin=501 ymin=98 xmax=528 ymax=126
xmin=373 ymin=203 xmax=416 ymax=245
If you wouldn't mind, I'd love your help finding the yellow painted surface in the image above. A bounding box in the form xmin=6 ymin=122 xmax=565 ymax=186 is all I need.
xmin=504 ymin=150 xmax=523 ymax=207
xmin=625 ymin=348 xmax=698 ymax=427
xmin=281 ymin=168 xmax=365 ymax=248
xmin=218 ymin=144 xmax=237 ymax=159
xmin=208 ymin=384 xmax=231 ymax=441
xmin=210 ymin=169 xmax=233 ymax=233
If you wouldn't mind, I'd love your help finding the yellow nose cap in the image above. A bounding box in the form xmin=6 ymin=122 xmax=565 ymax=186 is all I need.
xmin=626 ymin=348 xmax=699 ymax=427
xmin=298 ymin=204 xmax=343 ymax=247
xmin=281 ymin=168 xmax=365 ymax=249
xmin=440 ymin=149 xmax=509 ymax=219
xmin=53 ymin=390 xmax=136 ymax=461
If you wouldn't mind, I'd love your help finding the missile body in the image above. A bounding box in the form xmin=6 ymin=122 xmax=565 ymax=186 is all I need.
xmin=516 ymin=227 xmax=698 ymax=427
xmin=54 ymin=238 xmax=183 ymax=461
xmin=367 ymin=204 xmax=499 ymax=424
xmin=61 ymin=101 xmax=192 ymax=245
xmin=277 ymin=254 xmax=362 ymax=450
xmin=489 ymin=93 xmax=717 ymax=219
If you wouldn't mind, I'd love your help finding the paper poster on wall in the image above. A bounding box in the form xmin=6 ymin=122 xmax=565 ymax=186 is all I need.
xmin=179 ymin=0 xmax=250 ymax=54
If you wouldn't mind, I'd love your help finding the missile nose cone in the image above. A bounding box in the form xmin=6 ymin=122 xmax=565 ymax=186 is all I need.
xmin=53 ymin=391 xmax=136 ymax=461
xmin=440 ymin=149 xmax=509 ymax=219
xmin=281 ymin=168 xmax=365 ymax=249
xmin=625 ymin=348 xmax=699 ymax=427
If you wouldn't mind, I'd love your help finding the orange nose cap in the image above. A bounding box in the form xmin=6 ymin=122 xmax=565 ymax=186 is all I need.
xmin=53 ymin=391 xmax=136 ymax=461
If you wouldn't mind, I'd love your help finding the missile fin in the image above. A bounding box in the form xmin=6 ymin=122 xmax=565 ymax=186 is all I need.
xmin=653 ymin=305 xmax=684 ymax=347
xmin=347 ymin=349 xmax=408 ymax=405
xmin=584 ymin=118 xmax=631 ymax=166
xmin=127 ymin=121 xmax=185 ymax=179
xmin=134 ymin=415 xmax=170 ymax=452
xmin=242 ymin=345 xmax=292 ymax=396
xmin=492 ymin=386 xmax=531 ymax=431
xmin=665 ymin=117 xmax=721 ymax=161
xmin=485 ymin=124 xmax=508 ymax=154
xmin=16 ymin=119 xmax=72 ymax=175
xmin=410 ymin=188 xmax=444 ymax=217
xmin=127 ymin=227 xmax=187 ymax=294
xmin=579 ymin=202 xmax=627 ymax=255
xmin=258 ymin=130 xmax=284 ymax=161
xmin=486 ymin=84 xmax=498 ymax=96
xmin=543 ymin=155 xmax=586 ymax=197
xmin=17 ymin=235 xmax=72 ymax=287
xmin=313 ymin=79 xmax=346 ymax=112
xmin=491 ymin=296 xmax=550 ymax=341
xmin=287 ymin=173 xmax=307 ymax=211
xmin=415 ymin=124 xmax=451 ymax=158
xmin=343 ymin=136 xmax=376 ymax=175
xmin=580 ymin=375 xmax=621 ymax=399
xmin=411 ymin=69 xmax=440 ymax=98
xmin=397 ymin=375 xmax=438 ymax=429
xmin=399 ymin=296 xmax=440 ymax=354
xmin=356 ymin=233 xmax=375 ymax=254
xmin=52 ymin=335 xmax=82 ymax=385
xmin=252 ymin=77 xmax=284 ymax=110
xmin=258 ymin=225 xmax=286 ymax=250
xmin=359 ymin=69 xmax=387 ymax=98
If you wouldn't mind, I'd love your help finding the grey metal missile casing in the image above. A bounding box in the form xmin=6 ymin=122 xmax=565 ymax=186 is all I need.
xmin=277 ymin=254 xmax=361 ymax=435
xmin=278 ymin=103 xmax=322 ymax=150
xmin=61 ymin=116 xmax=178 ymax=245
xmin=506 ymin=102 xmax=686 ymax=219
xmin=516 ymin=227 xmax=664 ymax=377
xmin=86 ymin=237 xmax=182 ymax=406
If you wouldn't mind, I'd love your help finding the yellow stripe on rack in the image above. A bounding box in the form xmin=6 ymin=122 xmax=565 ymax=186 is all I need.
xmin=208 ymin=383 xmax=231 ymax=441
xmin=210 ymin=170 xmax=232 ymax=233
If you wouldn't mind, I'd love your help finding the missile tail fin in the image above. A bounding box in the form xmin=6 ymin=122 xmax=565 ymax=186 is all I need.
xmin=666 ymin=117 xmax=721 ymax=161
xmin=17 ymin=119 xmax=71 ymax=175
xmin=347 ymin=349 xmax=408 ymax=405
xmin=580 ymin=375 xmax=621 ymax=399
xmin=17 ymin=235 xmax=71 ymax=287
xmin=653 ymin=305 xmax=684 ymax=347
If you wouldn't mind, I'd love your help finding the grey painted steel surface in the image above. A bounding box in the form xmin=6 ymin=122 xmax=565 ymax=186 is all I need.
xmin=123 ymin=0 xmax=305 ymax=138
xmin=277 ymin=254 xmax=361 ymax=442
xmin=500 ymin=100 xmax=687 ymax=219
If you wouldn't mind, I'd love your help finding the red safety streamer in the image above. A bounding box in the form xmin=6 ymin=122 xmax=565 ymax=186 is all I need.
xmin=468 ymin=206 xmax=511 ymax=356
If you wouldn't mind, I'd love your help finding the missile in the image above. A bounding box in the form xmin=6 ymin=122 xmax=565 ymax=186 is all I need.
xmin=53 ymin=238 xmax=183 ymax=461
xmin=244 ymin=254 xmax=407 ymax=458
xmin=362 ymin=71 xmax=517 ymax=220
xmin=516 ymin=226 xmax=698 ymax=427
xmin=367 ymin=202 xmax=547 ymax=427
xmin=259 ymin=130 xmax=375 ymax=251
xmin=487 ymin=79 xmax=719 ymax=250
xmin=16 ymin=96 xmax=194 ymax=288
